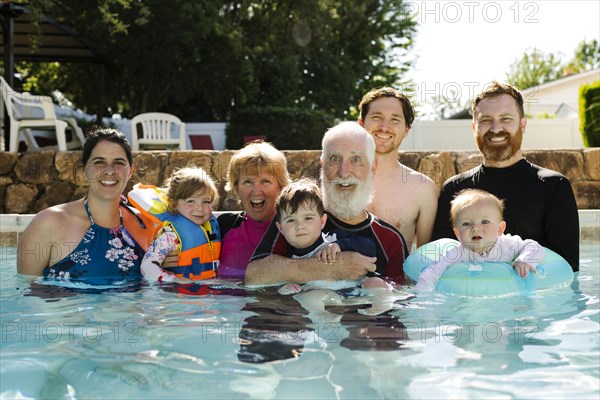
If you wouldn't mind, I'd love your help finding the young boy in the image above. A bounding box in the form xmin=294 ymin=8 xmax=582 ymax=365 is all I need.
xmin=416 ymin=189 xmax=545 ymax=292
xmin=274 ymin=178 xmax=387 ymax=294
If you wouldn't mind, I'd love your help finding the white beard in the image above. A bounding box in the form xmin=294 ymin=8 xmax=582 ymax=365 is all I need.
xmin=321 ymin=171 xmax=373 ymax=221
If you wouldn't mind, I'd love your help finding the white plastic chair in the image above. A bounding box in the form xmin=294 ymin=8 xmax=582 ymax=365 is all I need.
xmin=0 ymin=76 xmax=84 ymax=152
xmin=130 ymin=112 xmax=187 ymax=151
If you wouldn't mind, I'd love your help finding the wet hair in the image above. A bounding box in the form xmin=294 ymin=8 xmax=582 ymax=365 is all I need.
xmin=275 ymin=178 xmax=324 ymax=222
xmin=225 ymin=141 xmax=290 ymax=196
xmin=165 ymin=166 xmax=219 ymax=213
xmin=321 ymin=121 xmax=376 ymax=165
xmin=471 ymin=81 xmax=525 ymax=118
xmin=450 ymin=189 xmax=505 ymax=227
xmin=358 ymin=86 xmax=415 ymax=128
xmin=81 ymin=128 xmax=133 ymax=166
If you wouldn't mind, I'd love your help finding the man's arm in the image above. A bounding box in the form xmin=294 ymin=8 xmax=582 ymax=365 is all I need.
xmin=544 ymin=178 xmax=579 ymax=271
xmin=431 ymin=184 xmax=456 ymax=241
xmin=415 ymin=179 xmax=439 ymax=248
xmin=244 ymin=252 xmax=376 ymax=286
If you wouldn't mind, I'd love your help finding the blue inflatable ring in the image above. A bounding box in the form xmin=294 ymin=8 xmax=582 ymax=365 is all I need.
xmin=404 ymin=239 xmax=574 ymax=296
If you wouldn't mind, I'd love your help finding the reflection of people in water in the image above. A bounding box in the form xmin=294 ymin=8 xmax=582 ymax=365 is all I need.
xmin=24 ymin=281 xmax=143 ymax=302
xmin=160 ymin=282 xmax=247 ymax=297
xmin=326 ymin=303 xmax=409 ymax=351
xmin=237 ymin=287 xmax=314 ymax=363
xmin=287 ymin=279 xmax=413 ymax=351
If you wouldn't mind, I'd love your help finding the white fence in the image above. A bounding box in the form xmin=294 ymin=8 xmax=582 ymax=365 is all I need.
xmin=101 ymin=119 xmax=228 ymax=150
xmin=182 ymin=117 xmax=583 ymax=151
xmin=404 ymin=117 xmax=583 ymax=151
xmin=23 ymin=114 xmax=582 ymax=152
xmin=185 ymin=122 xmax=227 ymax=150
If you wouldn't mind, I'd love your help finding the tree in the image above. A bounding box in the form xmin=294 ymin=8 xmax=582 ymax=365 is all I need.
xmin=505 ymin=47 xmax=563 ymax=91
xmin=505 ymin=40 xmax=599 ymax=92
xmin=8 ymin=0 xmax=416 ymax=122
xmin=564 ymin=39 xmax=600 ymax=75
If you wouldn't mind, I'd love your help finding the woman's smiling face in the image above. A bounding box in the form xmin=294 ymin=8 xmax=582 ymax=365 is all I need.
xmin=85 ymin=140 xmax=133 ymax=201
xmin=235 ymin=167 xmax=282 ymax=223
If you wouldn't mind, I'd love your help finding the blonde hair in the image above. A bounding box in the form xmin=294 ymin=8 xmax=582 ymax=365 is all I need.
xmin=450 ymin=189 xmax=504 ymax=226
xmin=225 ymin=141 xmax=290 ymax=196
xmin=165 ymin=166 xmax=219 ymax=213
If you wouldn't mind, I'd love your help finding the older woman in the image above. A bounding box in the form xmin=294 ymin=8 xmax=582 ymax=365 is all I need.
xmin=217 ymin=141 xmax=290 ymax=278
xmin=17 ymin=128 xmax=154 ymax=282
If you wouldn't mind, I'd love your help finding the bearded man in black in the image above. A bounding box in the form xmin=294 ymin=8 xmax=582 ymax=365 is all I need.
xmin=432 ymin=82 xmax=579 ymax=271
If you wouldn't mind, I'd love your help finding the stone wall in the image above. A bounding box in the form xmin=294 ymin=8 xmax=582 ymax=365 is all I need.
xmin=1 ymin=148 xmax=599 ymax=214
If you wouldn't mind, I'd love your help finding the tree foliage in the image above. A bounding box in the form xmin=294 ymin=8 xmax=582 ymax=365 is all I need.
xmin=506 ymin=40 xmax=599 ymax=91
xmin=579 ymin=81 xmax=600 ymax=147
xmin=505 ymin=47 xmax=563 ymax=91
xmin=565 ymin=39 xmax=600 ymax=74
xmin=10 ymin=0 xmax=416 ymax=121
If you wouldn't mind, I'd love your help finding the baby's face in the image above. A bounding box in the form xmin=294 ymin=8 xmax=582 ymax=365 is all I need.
xmin=453 ymin=201 xmax=505 ymax=254
xmin=175 ymin=189 xmax=213 ymax=226
xmin=276 ymin=204 xmax=326 ymax=249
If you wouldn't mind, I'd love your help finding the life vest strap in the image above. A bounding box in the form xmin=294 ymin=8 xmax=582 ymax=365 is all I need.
xmin=168 ymin=260 xmax=220 ymax=281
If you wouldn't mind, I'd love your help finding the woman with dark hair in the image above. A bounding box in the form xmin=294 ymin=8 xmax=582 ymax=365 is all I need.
xmin=17 ymin=128 xmax=153 ymax=282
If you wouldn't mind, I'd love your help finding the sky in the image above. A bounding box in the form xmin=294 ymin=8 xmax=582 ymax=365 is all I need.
xmin=402 ymin=0 xmax=600 ymax=119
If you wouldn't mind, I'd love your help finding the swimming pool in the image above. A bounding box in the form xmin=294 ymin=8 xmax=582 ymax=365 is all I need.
xmin=1 ymin=243 xmax=598 ymax=399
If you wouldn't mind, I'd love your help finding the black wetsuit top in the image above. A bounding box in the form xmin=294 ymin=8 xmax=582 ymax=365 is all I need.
xmin=217 ymin=211 xmax=245 ymax=238
xmin=432 ymin=158 xmax=579 ymax=271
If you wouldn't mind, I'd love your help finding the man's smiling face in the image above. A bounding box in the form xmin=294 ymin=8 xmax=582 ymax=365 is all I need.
xmin=360 ymin=96 xmax=410 ymax=155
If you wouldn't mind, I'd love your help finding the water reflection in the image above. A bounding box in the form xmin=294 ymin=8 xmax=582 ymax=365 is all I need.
xmin=238 ymin=287 xmax=313 ymax=363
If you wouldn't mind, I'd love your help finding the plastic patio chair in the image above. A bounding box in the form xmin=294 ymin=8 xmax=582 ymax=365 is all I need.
xmin=130 ymin=112 xmax=187 ymax=151
xmin=1 ymin=76 xmax=84 ymax=152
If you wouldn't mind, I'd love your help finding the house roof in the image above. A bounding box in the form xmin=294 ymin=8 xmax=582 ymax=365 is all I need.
xmin=0 ymin=2 xmax=101 ymax=63
xmin=521 ymin=69 xmax=600 ymax=96
xmin=445 ymin=69 xmax=600 ymax=120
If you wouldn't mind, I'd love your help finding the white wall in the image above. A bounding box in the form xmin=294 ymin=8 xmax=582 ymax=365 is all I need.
xmin=132 ymin=117 xmax=582 ymax=152
xmin=521 ymin=70 xmax=600 ymax=117
xmin=185 ymin=122 xmax=227 ymax=150
xmin=102 ymin=119 xmax=227 ymax=151
xmin=521 ymin=118 xmax=583 ymax=149
xmin=402 ymin=117 xmax=583 ymax=151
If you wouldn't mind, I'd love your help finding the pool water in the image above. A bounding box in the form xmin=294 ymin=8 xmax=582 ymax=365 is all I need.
xmin=1 ymin=244 xmax=598 ymax=399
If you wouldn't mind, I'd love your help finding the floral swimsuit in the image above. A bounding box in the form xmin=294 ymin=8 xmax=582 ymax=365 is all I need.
xmin=44 ymin=198 xmax=144 ymax=284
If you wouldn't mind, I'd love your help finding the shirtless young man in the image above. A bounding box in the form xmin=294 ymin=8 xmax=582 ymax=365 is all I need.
xmin=358 ymin=87 xmax=438 ymax=249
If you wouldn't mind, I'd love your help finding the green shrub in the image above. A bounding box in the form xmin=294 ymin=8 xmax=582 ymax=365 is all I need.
xmin=579 ymin=81 xmax=600 ymax=147
xmin=226 ymin=106 xmax=335 ymax=150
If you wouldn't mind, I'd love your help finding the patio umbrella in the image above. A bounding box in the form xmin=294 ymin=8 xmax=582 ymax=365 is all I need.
xmin=0 ymin=1 xmax=103 ymax=148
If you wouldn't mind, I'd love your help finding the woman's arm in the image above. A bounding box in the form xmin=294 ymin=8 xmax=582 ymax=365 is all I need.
xmin=17 ymin=210 xmax=59 ymax=276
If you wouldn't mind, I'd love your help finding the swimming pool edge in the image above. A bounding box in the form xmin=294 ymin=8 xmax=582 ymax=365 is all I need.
xmin=2 ymin=211 xmax=599 ymax=246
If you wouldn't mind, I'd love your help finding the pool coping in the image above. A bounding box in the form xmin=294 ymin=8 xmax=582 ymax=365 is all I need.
xmin=2 ymin=210 xmax=599 ymax=246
